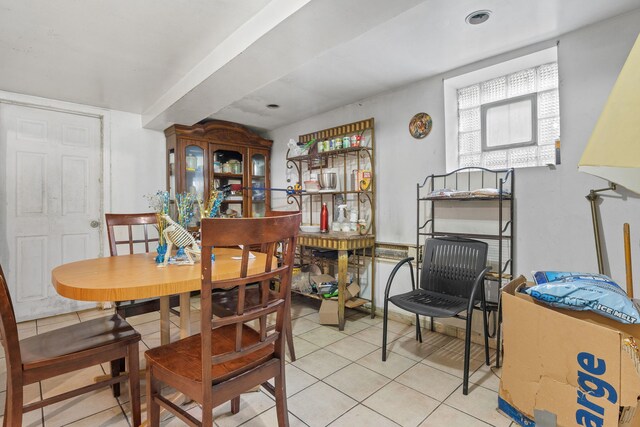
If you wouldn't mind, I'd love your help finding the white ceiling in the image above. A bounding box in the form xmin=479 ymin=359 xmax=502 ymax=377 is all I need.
xmin=1 ymin=0 xmax=639 ymax=132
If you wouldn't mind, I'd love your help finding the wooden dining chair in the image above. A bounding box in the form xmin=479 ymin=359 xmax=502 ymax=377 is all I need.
xmin=145 ymin=212 xmax=301 ymax=427
xmin=105 ymin=213 xmax=182 ymax=318
xmin=0 ymin=264 xmax=141 ymax=427
xmin=212 ymin=210 xmax=300 ymax=361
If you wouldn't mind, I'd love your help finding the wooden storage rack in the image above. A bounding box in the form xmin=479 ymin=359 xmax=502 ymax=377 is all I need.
xmin=286 ymin=118 xmax=376 ymax=330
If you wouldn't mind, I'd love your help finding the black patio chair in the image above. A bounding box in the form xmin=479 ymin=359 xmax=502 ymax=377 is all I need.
xmin=382 ymin=236 xmax=492 ymax=395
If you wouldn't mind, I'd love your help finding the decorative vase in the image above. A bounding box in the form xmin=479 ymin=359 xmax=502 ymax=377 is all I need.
xmin=155 ymin=244 xmax=167 ymax=264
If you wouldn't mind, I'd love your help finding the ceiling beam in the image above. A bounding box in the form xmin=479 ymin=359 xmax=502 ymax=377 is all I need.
xmin=142 ymin=0 xmax=423 ymax=130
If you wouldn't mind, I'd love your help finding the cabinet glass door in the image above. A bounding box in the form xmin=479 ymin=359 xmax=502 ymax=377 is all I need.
xmin=212 ymin=145 xmax=244 ymax=217
xmin=184 ymin=145 xmax=205 ymax=226
xmin=250 ymin=153 xmax=267 ymax=217
xmin=184 ymin=145 xmax=205 ymax=199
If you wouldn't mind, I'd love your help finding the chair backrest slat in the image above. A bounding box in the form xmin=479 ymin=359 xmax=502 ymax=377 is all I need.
xmin=199 ymin=213 xmax=301 ymax=388
xmin=420 ymin=236 xmax=488 ymax=300
xmin=0 ymin=265 xmax=23 ymax=382
xmin=105 ymin=213 xmax=159 ymax=256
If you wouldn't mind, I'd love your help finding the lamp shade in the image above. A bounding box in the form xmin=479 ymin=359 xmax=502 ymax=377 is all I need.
xmin=579 ymin=32 xmax=640 ymax=194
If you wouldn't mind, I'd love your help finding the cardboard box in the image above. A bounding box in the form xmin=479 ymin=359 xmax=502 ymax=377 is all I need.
xmin=319 ymin=299 xmax=339 ymax=325
xmin=345 ymin=282 xmax=360 ymax=300
xmin=499 ymin=276 xmax=640 ymax=427
xmin=311 ymin=274 xmax=335 ymax=286
xmin=317 ymin=282 xmax=361 ymax=325
xmin=311 ymin=274 xmax=337 ymax=294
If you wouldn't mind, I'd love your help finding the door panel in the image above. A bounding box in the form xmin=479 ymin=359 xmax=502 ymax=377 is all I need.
xmin=16 ymin=235 xmax=47 ymax=301
xmin=62 ymin=156 xmax=89 ymax=214
xmin=17 ymin=152 xmax=47 ymax=215
xmin=0 ymin=104 xmax=102 ymax=321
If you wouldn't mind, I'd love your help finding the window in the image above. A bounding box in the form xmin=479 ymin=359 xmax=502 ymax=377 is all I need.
xmin=482 ymin=94 xmax=536 ymax=150
xmin=444 ymin=47 xmax=560 ymax=170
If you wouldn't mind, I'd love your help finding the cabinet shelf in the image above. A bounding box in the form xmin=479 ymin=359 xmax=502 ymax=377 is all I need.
xmin=213 ymin=172 xmax=243 ymax=179
xmin=419 ymin=231 xmax=512 ymax=240
xmin=302 ymin=190 xmax=373 ymax=196
xmin=287 ymin=146 xmax=372 ymax=162
xmin=419 ymin=195 xmax=512 ymax=201
xmin=291 ymin=290 xmax=369 ymax=309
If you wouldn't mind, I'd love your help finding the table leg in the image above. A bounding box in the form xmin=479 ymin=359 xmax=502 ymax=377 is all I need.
xmin=160 ymin=296 xmax=170 ymax=345
xmin=179 ymin=292 xmax=191 ymax=338
xmin=338 ymin=249 xmax=348 ymax=331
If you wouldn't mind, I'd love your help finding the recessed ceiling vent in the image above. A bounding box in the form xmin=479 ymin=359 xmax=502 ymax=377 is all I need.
xmin=466 ymin=10 xmax=491 ymax=25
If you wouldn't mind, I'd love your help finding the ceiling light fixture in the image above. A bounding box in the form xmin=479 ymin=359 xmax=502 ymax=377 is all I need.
xmin=466 ymin=10 xmax=491 ymax=25
xmin=266 ymin=104 xmax=280 ymax=109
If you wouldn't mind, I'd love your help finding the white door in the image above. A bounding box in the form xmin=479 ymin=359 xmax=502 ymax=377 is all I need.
xmin=0 ymin=104 xmax=102 ymax=321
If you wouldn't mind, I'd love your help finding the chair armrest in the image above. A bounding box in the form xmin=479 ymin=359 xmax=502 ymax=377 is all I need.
xmin=467 ymin=266 xmax=493 ymax=312
xmin=384 ymin=257 xmax=415 ymax=301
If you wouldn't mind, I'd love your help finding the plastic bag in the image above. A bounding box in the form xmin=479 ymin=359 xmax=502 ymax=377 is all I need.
xmin=524 ymin=271 xmax=640 ymax=324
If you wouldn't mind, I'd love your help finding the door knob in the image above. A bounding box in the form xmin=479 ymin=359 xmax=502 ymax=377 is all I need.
xmin=90 ymin=220 xmax=100 ymax=228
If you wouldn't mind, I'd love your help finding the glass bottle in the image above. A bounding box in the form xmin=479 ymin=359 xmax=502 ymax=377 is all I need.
xmin=320 ymin=203 xmax=329 ymax=233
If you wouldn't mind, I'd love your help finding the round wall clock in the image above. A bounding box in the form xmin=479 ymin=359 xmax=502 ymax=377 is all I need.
xmin=409 ymin=113 xmax=433 ymax=139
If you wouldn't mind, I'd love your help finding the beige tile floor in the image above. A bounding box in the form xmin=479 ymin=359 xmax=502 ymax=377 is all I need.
xmin=1 ymin=295 xmax=516 ymax=426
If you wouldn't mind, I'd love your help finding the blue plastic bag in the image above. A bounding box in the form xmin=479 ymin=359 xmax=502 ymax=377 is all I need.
xmin=524 ymin=271 xmax=640 ymax=324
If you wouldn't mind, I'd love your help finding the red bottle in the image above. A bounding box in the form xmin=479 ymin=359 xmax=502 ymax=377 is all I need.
xmin=320 ymin=203 xmax=329 ymax=233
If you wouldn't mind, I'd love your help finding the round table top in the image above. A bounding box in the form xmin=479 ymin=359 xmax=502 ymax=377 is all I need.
xmin=51 ymin=248 xmax=270 ymax=302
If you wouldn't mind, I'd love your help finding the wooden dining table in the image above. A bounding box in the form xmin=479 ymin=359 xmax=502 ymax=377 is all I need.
xmin=51 ymin=248 xmax=272 ymax=345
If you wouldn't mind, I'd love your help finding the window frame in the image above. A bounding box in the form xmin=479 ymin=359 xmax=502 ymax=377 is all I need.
xmin=443 ymin=45 xmax=559 ymax=172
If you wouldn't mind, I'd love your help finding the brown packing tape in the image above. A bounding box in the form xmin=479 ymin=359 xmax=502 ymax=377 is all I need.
xmin=622 ymin=338 xmax=640 ymax=376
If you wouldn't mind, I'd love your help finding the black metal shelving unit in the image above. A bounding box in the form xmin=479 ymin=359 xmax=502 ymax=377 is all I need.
xmin=416 ymin=166 xmax=515 ymax=367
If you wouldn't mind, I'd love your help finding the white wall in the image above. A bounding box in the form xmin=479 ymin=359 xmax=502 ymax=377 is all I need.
xmin=0 ymin=90 xmax=166 ymax=256
xmin=268 ymin=10 xmax=640 ymax=314
xmin=108 ymin=110 xmax=166 ymax=214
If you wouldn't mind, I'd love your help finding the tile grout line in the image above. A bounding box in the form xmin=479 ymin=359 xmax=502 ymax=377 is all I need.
xmin=21 ymin=303 xmax=502 ymax=426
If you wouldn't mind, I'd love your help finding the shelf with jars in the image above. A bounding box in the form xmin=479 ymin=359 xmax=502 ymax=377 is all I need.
xmin=165 ymin=120 xmax=272 ymax=224
xmin=286 ymin=118 xmax=376 ymax=330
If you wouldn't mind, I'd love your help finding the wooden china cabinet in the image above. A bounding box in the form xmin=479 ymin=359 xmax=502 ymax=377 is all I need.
xmin=165 ymin=120 xmax=272 ymax=222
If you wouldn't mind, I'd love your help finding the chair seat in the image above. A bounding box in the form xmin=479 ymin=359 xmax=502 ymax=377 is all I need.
xmin=20 ymin=314 xmax=140 ymax=370
xmin=389 ymin=289 xmax=470 ymax=318
xmin=145 ymin=324 xmax=274 ymax=384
